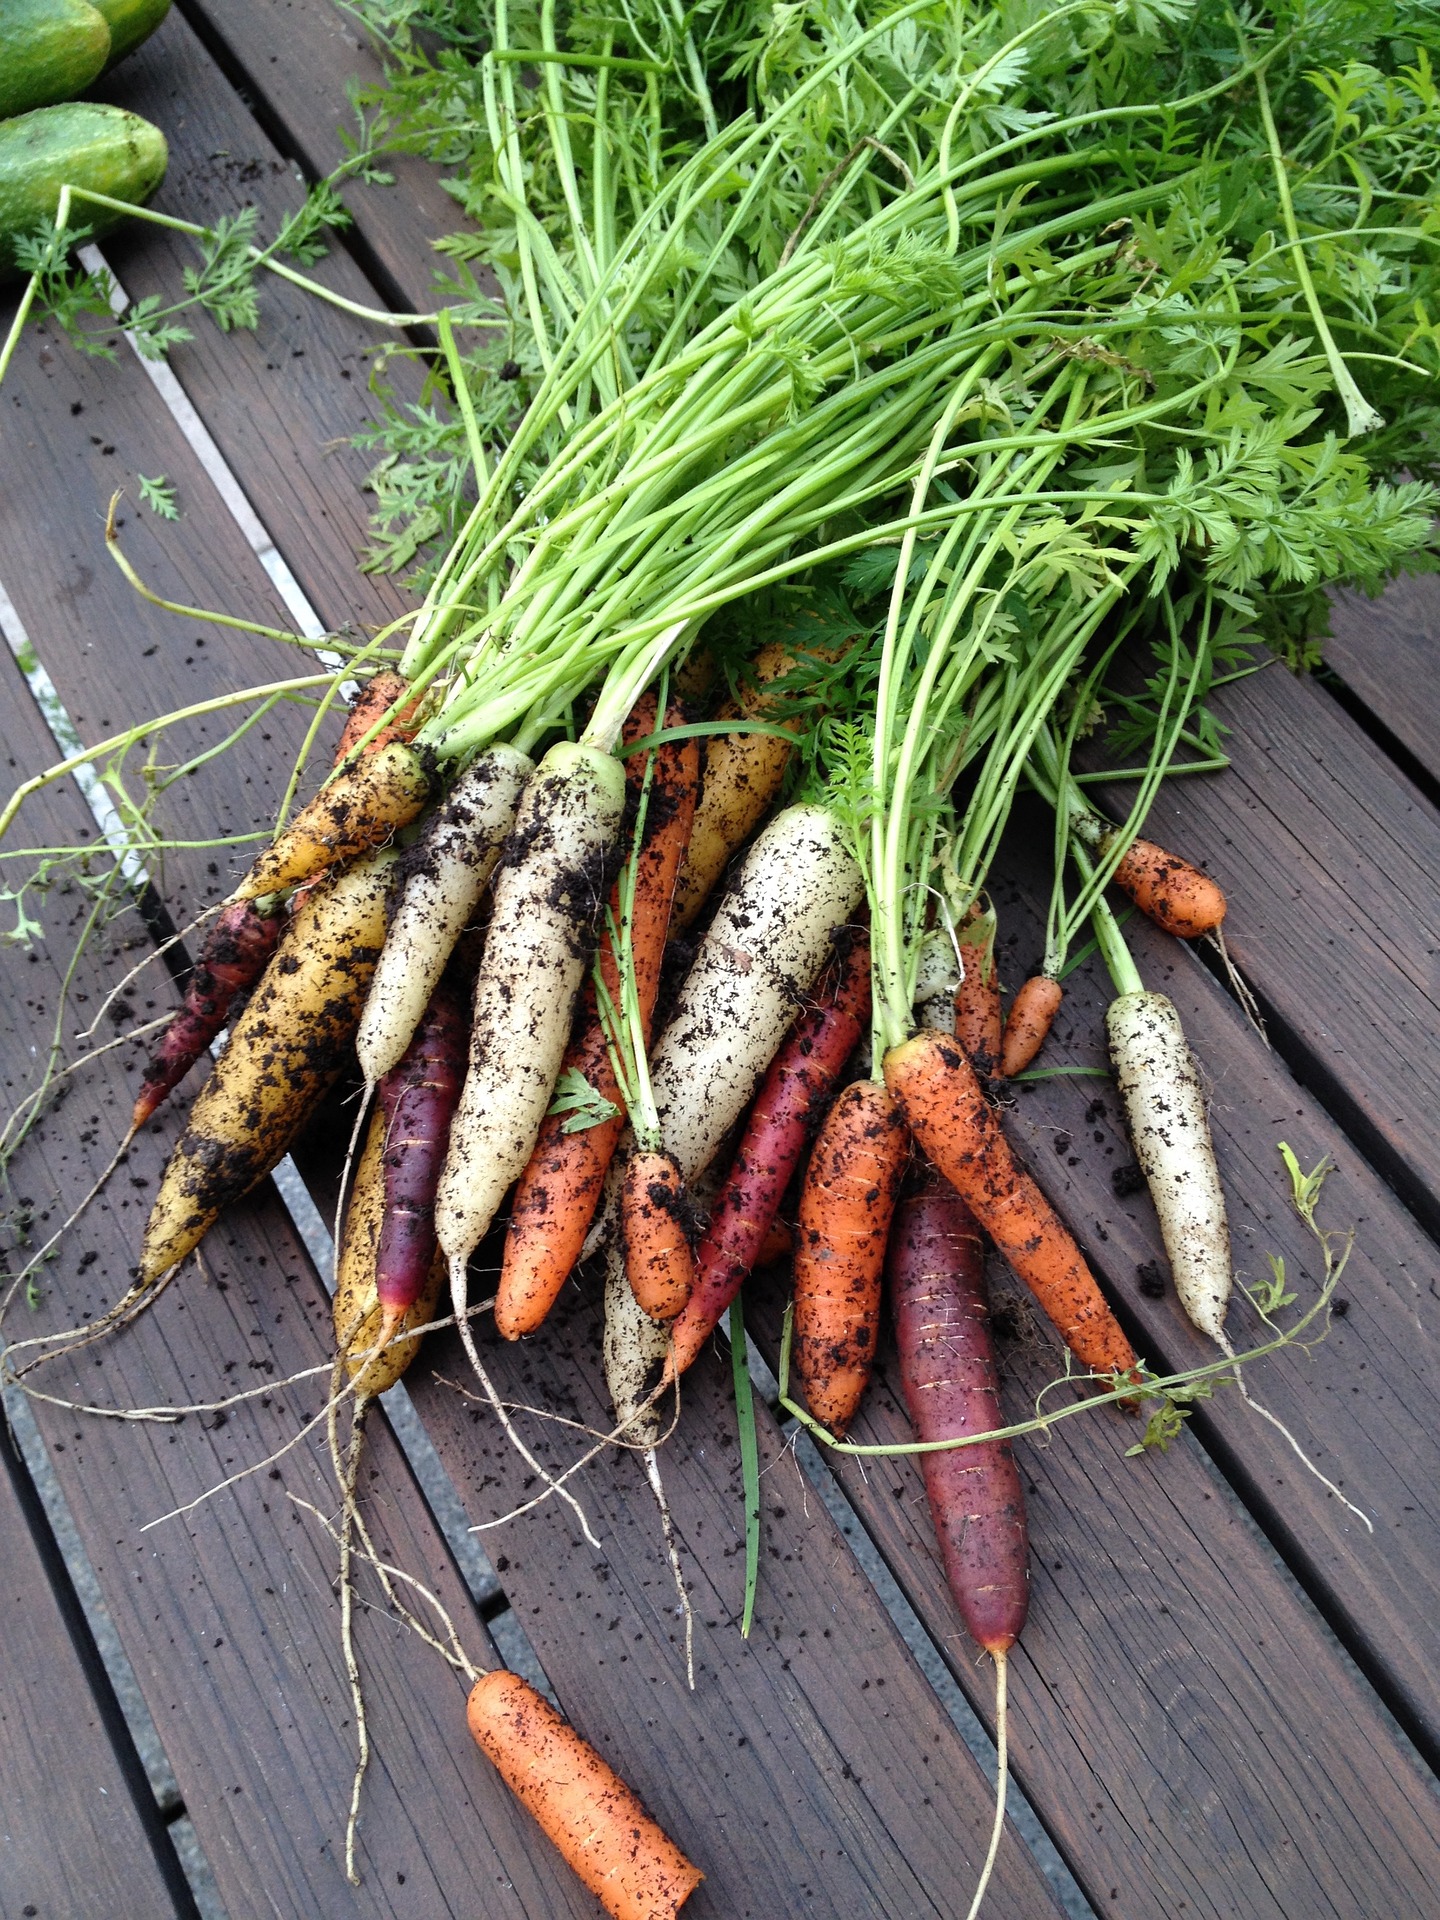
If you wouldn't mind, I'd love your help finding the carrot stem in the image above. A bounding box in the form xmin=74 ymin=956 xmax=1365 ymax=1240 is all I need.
xmin=728 ymin=1299 xmax=762 ymax=1638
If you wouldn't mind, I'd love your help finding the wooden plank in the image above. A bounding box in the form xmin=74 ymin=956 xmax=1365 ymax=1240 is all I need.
xmin=0 ymin=257 xmax=1065 ymax=1920
xmin=0 ymin=313 xmax=327 ymax=916
xmin=1324 ymin=576 xmax=1440 ymax=783
xmin=172 ymin=0 xmax=463 ymax=305
xmin=0 ymin=674 xmax=599 ymax=1920
xmin=96 ymin=10 xmax=418 ymax=635
xmin=979 ymin=822 xmax=1440 ymax=1749
xmin=1 ymin=1255 xmax=187 ymax=1917
xmin=390 ymin=1288 xmax=1067 ymax=1920
xmin=1092 ymin=653 xmax=1440 ymax=1241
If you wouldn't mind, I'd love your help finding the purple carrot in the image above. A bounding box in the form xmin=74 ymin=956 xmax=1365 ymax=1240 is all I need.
xmin=665 ymin=933 xmax=871 ymax=1381
xmin=132 ymin=900 xmax=285 ymax=1130
xmin=888 ymin=1168 xmax=1028 ymax=1656
xmin=374 ymin=975 xmax=468 ymax=1336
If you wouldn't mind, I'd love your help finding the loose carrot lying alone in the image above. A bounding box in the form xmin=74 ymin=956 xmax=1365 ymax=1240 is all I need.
xmin=792 ymin=1078 xmax=909 ymax=1437
xmin=1000 ymin=974 xmax=1064 ymax=1078
xmin=497 ymin=699 xmax=698 ymax=1339
xmin=667 ymin=933 xmax=872 ymax=1380
xmin=131 ymin=898 xmax=284 ymax=1130
xmin=1107 ymin=835 xmax=1226 ymax=938
xmin=467 ymin=1671 xmax=702 ymax=1920
xmin=884 ymin=1031 xmax=1139 ymax=1383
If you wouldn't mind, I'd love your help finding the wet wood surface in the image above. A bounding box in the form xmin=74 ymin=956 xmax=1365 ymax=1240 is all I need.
xmin=2 ymin=9 xmax=1439 ymax=1918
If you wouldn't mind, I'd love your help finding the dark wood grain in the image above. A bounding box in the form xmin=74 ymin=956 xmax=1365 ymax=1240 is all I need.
xmin=0 ymin=667 xmax=600 ymax=1920
xmin=1098 ymin=658 xmax=1440 ymax=1242
xmin=391 ymin=1291 xmax=1065 ymax=1920
xmin=1324 ymin=575 xmax=1440 ymax=782
xmin=0 ymin=224 xmax=1063 ymax=1920
xmin=0 ymin=692 xmax=188 ymax=1920
xmin=175 ymin=0 xmax=464 ymax=305
xmin=0 ymin=1432 xmax=191 ymax=1918
xmin=0 ymin=310 xmax=342 ymax=912
xmin=96 ymin=10 xmax=420 ymax=636
xmin=979 ymin=819 xmax=1440 ymax=1757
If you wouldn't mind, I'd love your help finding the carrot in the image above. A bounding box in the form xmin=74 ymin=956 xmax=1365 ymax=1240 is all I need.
xmin=435 ymin=741 xmax=626 ymax=1312
xmin=670 ymin=642 xmax=797 ymax=929
xmin=333 ymin=668 xmax=425 ymax=764
xmin=1106 ymin=990 xmax=1231 ymax=1342
xmin=467 ymin=1670 xmax=702 ymax=1920
xmin=1000 ymin=975 xmax=1063 ymax=1078
xmin=333 ymin=1106 xmax=444 ymax=1400
xmin=889 ymin=1168 xmax=1028 ymax=1920
xmin=1108 ymin=835 xmax=1226 ymax=939
xmin=132 ymin=682 xmax=422 ymax=1131
xmin=373 ymin=976 xmax=468 ymax=1346
xmin=497 ymin=702 xmax=698 ymax=1340
xmin=620 ymin=1148 xmax=695 ymax=1322
xmin=356 ymin=745 xmax=532 ymax=1086
xmin=139 ymin=851 xmax=395 ymax=1287
xmin=911 ymin=925 xmax=960 ymax=1034
xmin=131 ymin=898 xmax=284 ymax=1130
xmin=888 ymin=1170 xmax=1029 ymax=1655
xmin=230 ymin=739 xmax=432 ymax=902
xmin=792 ymin=1079 xmax=908 ymax=1437
xmin=883 ymin=1031 xmax=1139 ymax=1382
xmin=666 ymin=933 xmax=871 ymax=1381
xmin=953 ymin=901 xmax=1001 ymax=1080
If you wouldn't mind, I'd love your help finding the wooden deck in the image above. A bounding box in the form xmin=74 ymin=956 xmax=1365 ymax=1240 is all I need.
xmin=3 ymin=9 xmax=1439 ymax=1916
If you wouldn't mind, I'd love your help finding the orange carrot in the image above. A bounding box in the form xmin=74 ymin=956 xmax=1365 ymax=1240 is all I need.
xmin=792 ymin=1079 xmax=909 ymax=1436
xmin=954 ymin=902 xmax=1001 ymax=1080
xmin=497 ymin=701 xmax=699 ymax=1339
xmin=467 ymin=1670 xmax=703 ymax=1920
xmin=670 ymin=642 xmax=799 ymax=929
xmin=1108 ymin=836 xmax=1225 ymax=938
xmin=1000 ymin=975 xmax=1064 ymax=1077
xmin=621 ymin=1148 xmax=695 ymax=1322
xmin=884 ymin=1031 xmax=1139 ymax=1382
xmin=333 ymin=668 xmax=424 ymax=765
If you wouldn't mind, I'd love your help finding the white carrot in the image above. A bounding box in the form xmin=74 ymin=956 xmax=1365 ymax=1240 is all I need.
xmin=1106 ymin=990 xmax=1231 ymax=1341
xmin=912 ymin=925 xmax=960 ymax=1034
xmin=647 ymin=804 xmax=865 ymax=1183
xmin=436 ymin=741 xmax=626 ymax=1288
xmin=584 ymin=805 xmax=864 ymax=1270
xmin=356 ymin=744 xmax=533 ymax=1086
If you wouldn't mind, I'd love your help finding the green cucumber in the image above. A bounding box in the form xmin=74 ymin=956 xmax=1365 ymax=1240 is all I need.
xmin=0 ymin=103 xmax=167 ymax=271
xmin=0 ymin=0 xmax=112 ymax=119
xmin=93 ymin=0 xmax=172 ymax=69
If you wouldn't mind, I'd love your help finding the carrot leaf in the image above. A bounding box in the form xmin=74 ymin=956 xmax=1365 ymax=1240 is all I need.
xmin=547 ymin=1067 xmax=620 ymax=1135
